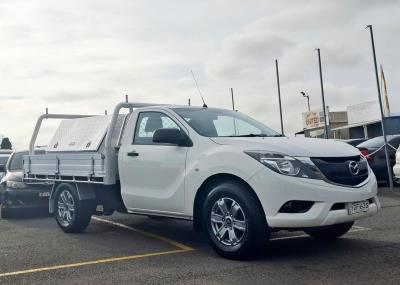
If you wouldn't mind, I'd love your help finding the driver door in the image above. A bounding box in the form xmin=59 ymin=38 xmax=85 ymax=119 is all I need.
xmin=119 ymin=111 xmax=189 ymax=215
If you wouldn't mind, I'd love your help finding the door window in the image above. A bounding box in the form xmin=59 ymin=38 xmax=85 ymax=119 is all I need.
xmin=133 ymin=112 xmax=180 ymax=145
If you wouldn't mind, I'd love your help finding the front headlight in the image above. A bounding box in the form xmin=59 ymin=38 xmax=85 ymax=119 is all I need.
xmin=6 ymin=181 xmax=27 ymax=189
xmin=244 ymin=151 xmax=324 ymax=179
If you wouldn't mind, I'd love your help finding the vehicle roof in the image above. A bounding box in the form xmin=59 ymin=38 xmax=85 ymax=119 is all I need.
xmin=138 ymin=105 xmax=229 ymax=112
xmin=344 ymin=138 xmax=366 ymax=141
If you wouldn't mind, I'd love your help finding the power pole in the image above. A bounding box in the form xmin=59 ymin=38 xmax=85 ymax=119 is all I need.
xmin=316 ymin=48 xmax=329 ymax=139
xmin=230 ymin=88 xmax=235 ymax=111
xmin=275 ymin=59 xmax=284 ymax=136
xmin=366 ymin=25 xmax=393 ymax=190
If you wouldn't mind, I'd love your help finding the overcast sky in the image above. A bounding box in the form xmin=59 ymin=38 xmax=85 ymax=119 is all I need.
xmin=0 ymin=0 xmax=399 ymax=148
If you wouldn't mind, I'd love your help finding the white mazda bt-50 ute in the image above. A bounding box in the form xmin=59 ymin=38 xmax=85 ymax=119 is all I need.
xmin=23 ymin=102 xmax=379 ymax=259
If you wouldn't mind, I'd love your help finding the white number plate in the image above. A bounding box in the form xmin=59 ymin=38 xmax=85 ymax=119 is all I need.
xmin=348 ymin=200 xmax=369 ymax=215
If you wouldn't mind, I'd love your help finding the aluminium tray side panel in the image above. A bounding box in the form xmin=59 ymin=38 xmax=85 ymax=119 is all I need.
xmin=24 ymin=153 xmax=105 ymax=178
xmin=23 ymin=154 xmax=58 ymax=175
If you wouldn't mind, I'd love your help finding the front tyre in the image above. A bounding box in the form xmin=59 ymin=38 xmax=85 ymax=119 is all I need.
xmin=54 ymin=183 xmax=95 ymax=233
xmin=203 ymin=181 xmax=270 ymax=260
xmin=304 ymin=222 xmax=354 ymax=240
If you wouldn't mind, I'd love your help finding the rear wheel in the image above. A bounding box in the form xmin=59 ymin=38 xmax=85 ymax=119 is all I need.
xmin=54 ymin=183 xmax=95 ymax=233
xmin=304 ymin=222 xmax=354 ymax=240
xmin=203 ymin=181 xmax=270 ymax=260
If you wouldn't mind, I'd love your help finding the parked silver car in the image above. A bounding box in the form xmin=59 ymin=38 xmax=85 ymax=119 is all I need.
xmin=0 ymin=150 xmax=51 ymax=218
xmin=0 ymin=150 xmax=12 ymax=179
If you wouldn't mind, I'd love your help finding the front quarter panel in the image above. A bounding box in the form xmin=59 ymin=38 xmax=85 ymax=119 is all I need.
xmin=184 ymin=140 xmax=264 ymax=215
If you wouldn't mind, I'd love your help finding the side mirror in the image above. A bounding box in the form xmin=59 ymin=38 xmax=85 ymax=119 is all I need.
xmin=153 ymin=128 xmax=193 ymax=147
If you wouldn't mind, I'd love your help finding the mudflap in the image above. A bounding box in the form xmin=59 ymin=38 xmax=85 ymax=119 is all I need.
xmin=49 ymin=182 xmax=96 ymax=214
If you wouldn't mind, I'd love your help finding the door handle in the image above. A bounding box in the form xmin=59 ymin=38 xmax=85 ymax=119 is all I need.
xmin=127 ymin=151 xmax=139 ymax=157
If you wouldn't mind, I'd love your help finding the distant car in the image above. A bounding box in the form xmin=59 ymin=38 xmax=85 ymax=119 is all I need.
xmin=0 ymin=150 xmax=52 ymax=218
xmin=343 ymin=138 xmax=368 ymax=147
xmin=393 ymin=146 xmax=400 ymax=185
xmin=357 ymin=135 xmax=400 ymax=186
xmin=0 ymin=150 xmax=12 ymax=179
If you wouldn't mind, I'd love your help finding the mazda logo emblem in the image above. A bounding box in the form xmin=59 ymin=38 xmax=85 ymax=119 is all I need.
xmin=348 ymin=161 xmax=359 ymax=176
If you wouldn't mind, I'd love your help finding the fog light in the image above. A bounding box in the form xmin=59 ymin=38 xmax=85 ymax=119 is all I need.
xmin=279 ymin=200 xmax=314 ymax=213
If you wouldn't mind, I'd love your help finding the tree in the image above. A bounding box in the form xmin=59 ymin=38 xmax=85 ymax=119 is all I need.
xmin=0 ymin=137 xmax=12 ymax=149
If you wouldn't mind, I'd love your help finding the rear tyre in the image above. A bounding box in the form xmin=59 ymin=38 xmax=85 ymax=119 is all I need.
xmin=54 ymin=183 xmax=95 ymax=233
xmin=203 ymin=181 xmax=270 ymax=260
xmin=304 ymin=222 xmax=354 ymax=240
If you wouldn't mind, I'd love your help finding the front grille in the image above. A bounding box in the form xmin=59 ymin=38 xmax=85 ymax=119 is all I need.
xmin=311 ymin=156 xmax=369 ymax=187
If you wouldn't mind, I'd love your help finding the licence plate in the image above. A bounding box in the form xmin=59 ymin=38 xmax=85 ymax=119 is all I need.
xmin=348 ymin=200 xmax=369 ymax=215
xmin=38 ymin=192 xmax=51 ymax=198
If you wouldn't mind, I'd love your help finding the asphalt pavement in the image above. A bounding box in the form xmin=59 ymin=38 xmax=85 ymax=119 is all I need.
xmin=0 ymin=187 xmax=399 ymax=285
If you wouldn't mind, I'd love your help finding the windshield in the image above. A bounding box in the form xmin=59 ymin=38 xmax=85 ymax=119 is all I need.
xmin=173 ymin=108 xmax=280 ymax=137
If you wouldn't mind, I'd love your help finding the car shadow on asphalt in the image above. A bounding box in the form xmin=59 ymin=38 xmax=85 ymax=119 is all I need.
xmin=255 ymin=236 xmax=380 ymax=261
xmin=1 ymin=210 xmax=392 ymax=264
xmin=103 ymin=214 xmax=386 ymax=262
xmin=0 ymin=207 xmax=51 ymax=220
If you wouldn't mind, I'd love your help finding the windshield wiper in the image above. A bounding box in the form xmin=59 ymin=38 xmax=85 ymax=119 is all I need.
xmin=227 ymin=133 xmax=285 ymax=138
xmin=228 ymin=134 xmax=268 ymax=137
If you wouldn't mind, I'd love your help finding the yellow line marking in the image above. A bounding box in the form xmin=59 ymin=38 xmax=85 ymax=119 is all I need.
xmin=92 ymin=217 xmax=194 ymax=251
xmin=270 ymin=226 xmax=370 ymax=241
xmin=0 ymin=217 xmax=194 ymax=278
xmin=0 ymin=249 xmax=190 ymax=278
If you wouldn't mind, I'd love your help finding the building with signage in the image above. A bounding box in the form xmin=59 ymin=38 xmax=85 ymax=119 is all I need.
xmin=330 ymin=101 xmax=400 ymax=139
xmin=297 ymin=101 xmax=400 ymax=139
xmin=297 ymin=108 xmax=348 ymax=139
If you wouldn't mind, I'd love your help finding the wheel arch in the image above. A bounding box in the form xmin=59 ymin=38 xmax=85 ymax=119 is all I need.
xmin=49 ymin=182 xmax=97 ymax=214
xmin=192 ymin=173 xmax=265 ymax=232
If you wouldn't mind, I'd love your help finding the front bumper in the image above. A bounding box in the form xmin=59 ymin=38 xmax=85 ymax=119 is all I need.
xmin=249 ymin=168 xmax=380 ymax=228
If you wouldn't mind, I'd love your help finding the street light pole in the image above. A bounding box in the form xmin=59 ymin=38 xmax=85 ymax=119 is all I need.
xmin=366 ymin=25 xmax=394 ymax=190
xmin=301 ymin=91 xmax=310 ymax=111
xmin=275 ymin=59 xmax=284 ymax=136
xmin=316 ymin=48 xmax=329 ymax=139
xmin=230 ymin=88 xmax=235 ymax=111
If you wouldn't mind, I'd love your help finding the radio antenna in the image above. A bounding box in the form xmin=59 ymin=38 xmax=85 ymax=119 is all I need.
xmin=190 ymin=69 xmax=207 ymax=108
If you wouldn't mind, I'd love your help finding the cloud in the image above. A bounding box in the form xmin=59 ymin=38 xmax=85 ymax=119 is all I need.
xmin=206 ymin=32 xmax=292 ymax=80
xmin=0 ymin=0 xmax=399 ymax=148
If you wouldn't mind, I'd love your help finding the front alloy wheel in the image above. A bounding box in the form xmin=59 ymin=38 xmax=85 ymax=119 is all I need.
xmin=203 ymin=181 xmax=270 ymax=260
xmin=210 ymin=197 xmax=247 ymax=246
